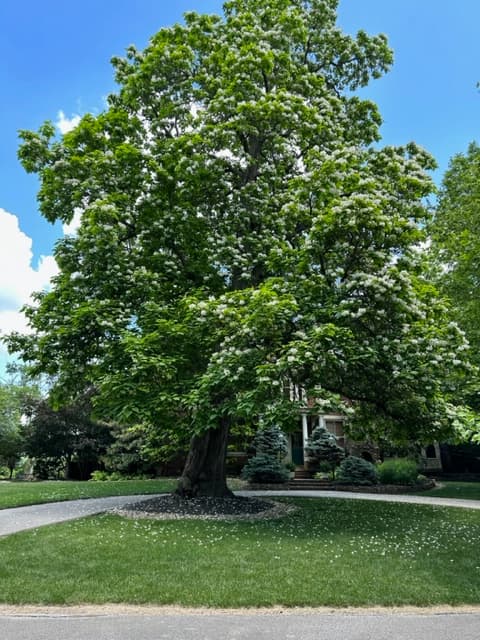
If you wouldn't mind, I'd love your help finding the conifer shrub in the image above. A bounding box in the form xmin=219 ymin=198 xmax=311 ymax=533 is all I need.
xmin=336 ymin=456 xmax=378 ymax=486
xmin=304 ymin=425 xmax=345 ymax=476
xmin=241 ymin=453 xmax=289 ymax=484
xmin=253 ymin=424 xmax=288 ymax=458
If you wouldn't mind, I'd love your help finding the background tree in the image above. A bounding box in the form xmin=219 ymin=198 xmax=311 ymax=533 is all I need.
xmin=0 ymin=382 xmax=32 ymax=478
xmin=5 ymin=0 xmax=475 ymax=496
xmin=431 ymin=142 xmax=480 ymax=379
xmin=22 ymin=391 xmax=112 ymax=479
xmin=0 ymin=427 xmax=24 ymax=479
xmin=101 ymin=423 xmax=166 ymax=477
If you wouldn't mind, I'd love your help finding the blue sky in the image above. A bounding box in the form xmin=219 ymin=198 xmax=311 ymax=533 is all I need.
xmin=1 ymin=0 xmax=479 ymax=375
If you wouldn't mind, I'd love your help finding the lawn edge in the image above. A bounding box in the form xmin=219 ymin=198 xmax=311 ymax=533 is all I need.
xmin=1 ymin=604 xmax=480 ymax=617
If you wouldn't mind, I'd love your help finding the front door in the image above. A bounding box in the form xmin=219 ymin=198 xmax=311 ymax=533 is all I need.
xmin=291 ymin=431 xmax=304 ymax=465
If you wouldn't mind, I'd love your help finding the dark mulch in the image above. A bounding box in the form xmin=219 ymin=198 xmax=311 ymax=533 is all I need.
xmin=124 ymin=494 xmax=275 ymax=517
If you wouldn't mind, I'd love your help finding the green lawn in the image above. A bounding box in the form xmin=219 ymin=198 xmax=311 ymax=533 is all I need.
xmin=0 ymin=479 xmax=177 ymax=510
xmin=1 ymin=497 xmax=479 ymax=606
xmin=419 ymin=481 xmax=480 ymax=501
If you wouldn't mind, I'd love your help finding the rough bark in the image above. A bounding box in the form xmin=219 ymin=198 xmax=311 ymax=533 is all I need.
xmin=175 ymin=417 xmax=233 ymax=497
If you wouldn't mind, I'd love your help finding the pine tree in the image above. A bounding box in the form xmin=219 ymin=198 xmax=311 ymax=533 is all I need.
xmin=305 ymin=425 xmax=345 ymax=476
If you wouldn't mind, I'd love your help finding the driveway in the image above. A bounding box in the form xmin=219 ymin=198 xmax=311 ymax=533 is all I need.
xmin=0 ymin=494 xmax=164 ymax=537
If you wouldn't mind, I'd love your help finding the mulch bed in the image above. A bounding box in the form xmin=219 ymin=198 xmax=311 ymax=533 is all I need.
xmin=247 ymin=479 xmax=436 ymax=493
xmin=114 ymin=495 xmax=296 ymax=521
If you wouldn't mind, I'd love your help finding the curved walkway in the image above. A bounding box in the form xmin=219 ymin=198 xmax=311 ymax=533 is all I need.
xmin=0 ymin=494 xmax=164 ymax=538
xmin=239 ymin=489 xmax=480 ymax=510
xmin=0 ymin=490 xmax=479 ymax=538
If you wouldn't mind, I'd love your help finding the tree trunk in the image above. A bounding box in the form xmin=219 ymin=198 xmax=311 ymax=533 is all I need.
xmin=176 ymin=417 xmax=233 ymax=497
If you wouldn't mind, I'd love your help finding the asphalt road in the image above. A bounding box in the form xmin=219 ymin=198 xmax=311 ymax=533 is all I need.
xmin=2 ymin=609 xmax=480 ymax=640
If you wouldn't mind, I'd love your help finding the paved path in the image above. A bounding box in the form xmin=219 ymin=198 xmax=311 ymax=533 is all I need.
xmin=2 ymin=608 xmax=480 ymax=640
xmin=239 ymin=489 xmax=480 ymax=510
xmin=0 ymin=494 xmax=164 ymax=538
xmin=1 ymin=490 xmax=479 ymax=538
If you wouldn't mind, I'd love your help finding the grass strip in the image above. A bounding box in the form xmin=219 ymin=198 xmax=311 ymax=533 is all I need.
xmin=0 ymin=479 xmax=177 ymax=509
xmin=419 ymin=481 xmax=480 ymax=501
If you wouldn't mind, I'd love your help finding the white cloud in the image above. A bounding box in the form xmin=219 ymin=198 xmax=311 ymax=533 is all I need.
xmin=0 ymin=209 xmax=59 ymax=364
xmin=56 ymin=110 xmax=81 ymax=134
xmin=62 ymin=207 xmax=83 ymax=235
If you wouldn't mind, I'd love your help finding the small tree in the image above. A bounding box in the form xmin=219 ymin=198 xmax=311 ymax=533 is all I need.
xmin=242 ymin=425 xmax=289 ymax=483
xmin=0 ymin=381 xmax=34 ymax=478
xmin=254 ymin=424 xmax=288 ymax=459
xmin=304 ymin=425 xmax=345 ymax=477
xmin=102 ymin=423 xmax=159 ymax=476
xmin=0 ymin=429 xmax=24 ymax=479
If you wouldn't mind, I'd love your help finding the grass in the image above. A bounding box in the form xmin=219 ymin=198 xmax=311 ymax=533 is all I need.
xmin=0 ymin=479 xmax=177 ymax=510
xmin=0 ymin=497 xmax=479 ymax=606
xmin=419 ymin=481 xmax=480 ymax=501
xmin=0 ymin=477 xmax=247 ymax=510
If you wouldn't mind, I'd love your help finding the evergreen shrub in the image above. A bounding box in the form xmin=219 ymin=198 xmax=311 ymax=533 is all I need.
xmin=337 ymin=456 xmax=378 ymax=485
xmin=241 ymin=454 xmax=289 ymax=484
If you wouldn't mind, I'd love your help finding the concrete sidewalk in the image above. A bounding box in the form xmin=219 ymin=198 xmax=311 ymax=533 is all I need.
xmin=0 ymin=490 xmax=479 ymax=538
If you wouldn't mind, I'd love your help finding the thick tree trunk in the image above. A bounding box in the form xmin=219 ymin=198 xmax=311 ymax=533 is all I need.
xmin=175 ymin=417 xmax=233 ymax=497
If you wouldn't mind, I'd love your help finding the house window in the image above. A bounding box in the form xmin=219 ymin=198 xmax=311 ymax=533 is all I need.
xmin=325 ymin=419 xmax=345 ymax=447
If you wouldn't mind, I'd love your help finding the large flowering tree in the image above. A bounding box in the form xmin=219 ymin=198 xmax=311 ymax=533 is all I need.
xmin=7 ymin=0 xmax=474 ymax=495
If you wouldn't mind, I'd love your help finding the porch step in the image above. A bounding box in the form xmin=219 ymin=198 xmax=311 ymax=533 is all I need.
xmin=293 ymin=469 xmax=314 ymax=479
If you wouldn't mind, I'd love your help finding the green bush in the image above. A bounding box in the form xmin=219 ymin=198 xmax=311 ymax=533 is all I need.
xmin=241 ymin=454 xmax=289 ymax=484
xmin=89 ymin=470 xmax=152 ymax=482
xmin=377 ymin=458 xmax=418 ymax=485
xmin=90 ymin=470 xmax=110 ymax=482
xmin=336 ymin=456 xmax=378 ymax=486
xmin=304 ymin=426 xmax=344 ymax=476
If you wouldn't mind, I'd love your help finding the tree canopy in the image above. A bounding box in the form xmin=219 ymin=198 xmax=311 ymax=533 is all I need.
xmin=431 ymin=142 xmax=480 ymax=365
xmin=5 ymin=0 xmax=476 ymax=494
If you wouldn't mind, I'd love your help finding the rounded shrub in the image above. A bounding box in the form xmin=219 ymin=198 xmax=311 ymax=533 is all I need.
xmin=336 ymin=456 xmax=378 ymax=486
xmin=241 ymin=453 xmax=289 ymax=484
xmin=377 ymin=458 xmax=418 ymax=485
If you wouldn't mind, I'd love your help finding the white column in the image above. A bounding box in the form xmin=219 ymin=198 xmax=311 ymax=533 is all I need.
xmin=302 ymin=413 xmax=309 ymax=449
